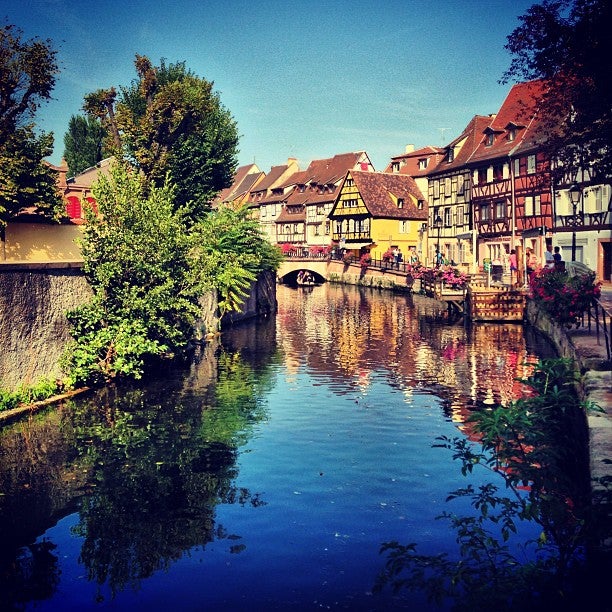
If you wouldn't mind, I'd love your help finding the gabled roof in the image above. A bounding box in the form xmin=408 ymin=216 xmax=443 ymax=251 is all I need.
xmin=430 ymin=115 xmax=492 ymax=174
xmin=230 ymin=171 xmax=265 ymax=201
xmin=67 ymin=157 xmax=115 ymax=188
xmin=215 ymin=163 xmax=261 ymax=203
xmin=251 ymin=164 xmax=293 ymax=192
xmin=467 ymin=80 xmax=547 ymax=164
xmin=384 ymin=146 xmax=445 ymax=177
xmin=337 ymin=171 xmax=428 ymax=220
xmin=302 ymin=151 xmax=372 ymax=185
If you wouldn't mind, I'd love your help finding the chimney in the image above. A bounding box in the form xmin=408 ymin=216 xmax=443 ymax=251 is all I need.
xmin=405 ymin=144 xmax=415 ymax=153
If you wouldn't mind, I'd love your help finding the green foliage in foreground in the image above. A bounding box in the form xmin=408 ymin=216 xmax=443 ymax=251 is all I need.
xmin=61 ymin=163 xmax=281 ymax=388
xmin=0 ymin=378 xmax=61 ymax=412
xmin=375 ymin=358 xmax=610 ymax=610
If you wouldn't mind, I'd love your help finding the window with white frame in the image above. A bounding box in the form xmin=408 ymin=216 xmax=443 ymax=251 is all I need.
xmin=419 ymin=158 xmax=429 ymax=169
xmin=444 ymin=177 xmax=451 ymax=196
xmin=524 ymin=196 xmax=533 ymax=216
xmin=527 ymin=154 xmax=536 ymax=174
xmin=480 ymin=203 xmax=491 ymax=221
xmin=399 ymin=220 xmax=409 ymax=233
xmin=514 ymin=158 xmax=520 ymax=176
xmin=495 ymin=200 xmax=505 ymax=219
xmin=457 ymin=174 xmax=465 ymax=195
xmin=433 ymin=181 xmax=440 ymax=198
xmin=456 ymin=206 xmax=464 ymax=226
xmin=443 ymin=207 xmax=451 ymax=226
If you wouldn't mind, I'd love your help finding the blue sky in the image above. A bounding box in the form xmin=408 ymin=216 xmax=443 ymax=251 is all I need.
xmin=3 ymin=0 xmax=536 ymax=173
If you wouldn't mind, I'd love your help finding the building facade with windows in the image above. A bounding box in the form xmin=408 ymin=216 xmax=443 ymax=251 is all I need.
xmin=329 ymin=170 xmax=427 ymax=260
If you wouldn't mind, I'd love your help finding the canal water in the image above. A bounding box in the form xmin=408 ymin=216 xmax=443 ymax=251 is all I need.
xmin=0 ymin=283 xmax=558 ymax=610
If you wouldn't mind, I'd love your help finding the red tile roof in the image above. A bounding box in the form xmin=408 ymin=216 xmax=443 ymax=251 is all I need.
xmin=467 ymin=80 xmax=547 ymax=164
xmin=385 ymin=146 xmax=445 ymax=177
xmin=347 ymin=171 xmax=428 ymax=220
xmin=429 ymin=115 xmax=492 ymax=174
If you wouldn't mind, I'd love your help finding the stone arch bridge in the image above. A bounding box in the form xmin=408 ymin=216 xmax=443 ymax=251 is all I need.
xmin=277 ymin=257 xmax=331 ymax=283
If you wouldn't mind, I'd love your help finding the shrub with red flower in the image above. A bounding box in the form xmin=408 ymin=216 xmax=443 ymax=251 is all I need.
xmin=405 ymin=262 xmax=426 ymax=279
xmin=308 ymin=245 xmax=329 ymax=257
xmin=434 ymin=264 xmax=468 ymax=289
xmin=280 ymin=243 xmax=296 ymax=256
xmin=359 ymin=253 xmax=372 ymax=268
xmin=530 ymin=267 xmax=601 ymax=327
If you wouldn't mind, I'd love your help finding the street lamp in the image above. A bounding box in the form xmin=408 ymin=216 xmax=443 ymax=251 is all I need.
xmin=433 ymin=214 xmax=443 ymax=266
xmin=568 ymin=182 xmax=581 ymax=262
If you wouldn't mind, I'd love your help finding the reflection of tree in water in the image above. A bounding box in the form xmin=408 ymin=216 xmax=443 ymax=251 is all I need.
xmin=0 ymin=343 xmax=272 ymax=605
xmin=68 ymin=348 xmax=270 ymax=598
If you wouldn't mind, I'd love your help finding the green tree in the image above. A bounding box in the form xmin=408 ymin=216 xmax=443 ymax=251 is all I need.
xmin=0 ymin=23 xmax=63 ymax=231
xmin=62 ymin=164 xmax=281 ymax=386
xmin=503 ymin=0 xmax=612 ymax=180
xmin=62 ymin=162 xmax=207 ymax=386
xmin=191 ymin=205 xmax=283 ymax=321
xmin=83 ymin=56 xmax=239 ymax=219
xmin=63 ymin=114 xmax=108 ymax=177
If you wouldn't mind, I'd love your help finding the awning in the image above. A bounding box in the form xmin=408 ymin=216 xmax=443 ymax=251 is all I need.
xmin=521 ymin=226 xmax=547 ymax=238
xmin=344 ymin=242 xmax=373 ymax=249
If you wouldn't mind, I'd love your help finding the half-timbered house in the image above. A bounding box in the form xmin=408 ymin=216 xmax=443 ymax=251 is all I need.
xmin=468 ymin=80 xmax=552 ymax=271
xmin=425 ymin=115 xmax=491 ymax=270
xmin=274 ymin=152 xmax=373 ymax=252
xmin=329 ymin=170 xmax=427 ymax=260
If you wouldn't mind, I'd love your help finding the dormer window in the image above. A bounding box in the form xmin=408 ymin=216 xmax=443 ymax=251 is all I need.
xmin=397 ymin=198 xmax=404 ymax=209
xmin=446 ymin=148 xmax=454 ymax=163
xmin=508 ymin=128 xmax=516 ymax=142
xmin=418 ymin=158 xmax=429 ymax=169
xmin=391 ymin=161 xmax=400 ymax=172
xmin=417 ymin=200 xmax=424 ymax=210
xmin=485 ymin=132 xmax=494 ymax=146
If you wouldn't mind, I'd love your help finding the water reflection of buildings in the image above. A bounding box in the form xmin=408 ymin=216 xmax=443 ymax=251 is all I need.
xmin=276 ymin=284 xmax=551 ymax=426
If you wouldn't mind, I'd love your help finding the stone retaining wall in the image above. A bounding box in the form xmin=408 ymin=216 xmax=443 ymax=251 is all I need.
xmin=0 ymin=264 xmax=277 ymax=390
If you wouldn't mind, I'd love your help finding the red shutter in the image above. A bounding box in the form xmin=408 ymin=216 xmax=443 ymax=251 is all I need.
xmin=65 ymin=196 xmax=82 ymax=219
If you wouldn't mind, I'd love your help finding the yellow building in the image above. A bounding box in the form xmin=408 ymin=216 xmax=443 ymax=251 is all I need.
xmin=329 ymin=170 xmax=428 ymax=260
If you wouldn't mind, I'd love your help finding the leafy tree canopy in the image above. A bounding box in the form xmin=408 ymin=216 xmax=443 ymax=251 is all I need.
xmin=63 ymin=114 xmax=108 ymax=177
xmin=503 ymin=0 xmax=612 ymax=180
xmin=83 ymin=56 xmax=239 ymax=220
xmin=0 ymin=23 xmax=58 ymax=140
xmin=0 ymin=23 xmax=63 ymax=227
xmin=62 ymin=163 xmax=281 ymax=386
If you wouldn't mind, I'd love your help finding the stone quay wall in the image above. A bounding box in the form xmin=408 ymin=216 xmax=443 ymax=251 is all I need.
xmin=0 ymin=263 xmax=277 ymax=390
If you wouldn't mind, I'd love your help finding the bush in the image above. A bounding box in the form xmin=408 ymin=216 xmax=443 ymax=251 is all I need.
xmin=530 ymin=267 xmax=601 ymax=327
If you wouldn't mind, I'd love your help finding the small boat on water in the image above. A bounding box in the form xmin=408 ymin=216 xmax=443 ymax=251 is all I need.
xmin=297 ymin=270 xmax=318 ymax=286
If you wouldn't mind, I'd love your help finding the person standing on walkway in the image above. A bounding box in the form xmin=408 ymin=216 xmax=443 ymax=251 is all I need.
xmin=544 ymin=243 xmax=555 ymax=269
xmin=509 ymin=249 xmax=518 ymax=285
xmin=409 ymin=247 xmax=419 ymax=265
xmin=395 ymin=248 xmax=403 ymax=270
